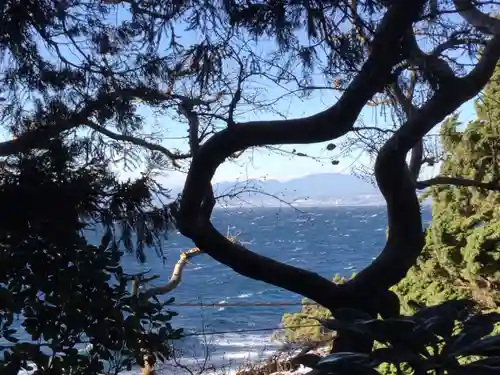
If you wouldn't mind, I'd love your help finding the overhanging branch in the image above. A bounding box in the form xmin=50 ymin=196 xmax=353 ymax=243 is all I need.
xmin=0 ymin=87 xmax=182 ymax=157
xmin=453 ymin=0 xmax=500 ymax=34
xmin=175 ymin=1 xmax=428 ymax=309
xmin=347 ymin=34 xmax=500 ymax=294
xmin=0 ymin=97 xmax=102 ymax=156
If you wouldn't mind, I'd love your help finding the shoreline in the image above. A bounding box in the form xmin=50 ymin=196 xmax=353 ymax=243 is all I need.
xmin=232 ymin=345 xmax=329 ymax=375
xmin=152 ymin=341 xmax=330 ymax=375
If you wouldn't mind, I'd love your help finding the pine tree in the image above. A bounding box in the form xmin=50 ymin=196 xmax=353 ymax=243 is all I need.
xmin=395 ymin=64 xmax=500 ymax=311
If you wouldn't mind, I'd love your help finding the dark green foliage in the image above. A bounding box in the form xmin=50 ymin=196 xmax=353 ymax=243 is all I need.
xmin=394 ymin=63 xmax=500 ymax=312
xmin=294 ymin=299 xmax=500 ymax=375
xmin=0 ymin=139 xmax=182 ymax=374
xmin=1 ymin=3 xmax=186 ymax=372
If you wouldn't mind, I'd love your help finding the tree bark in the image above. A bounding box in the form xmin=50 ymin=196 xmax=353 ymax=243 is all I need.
xmin=175 ymin=1 xmax=427 ymax=310
xmin=175 ymin=0 xmax=500 ymax=338
xmin=142 ymin=248 xmax=202 ymax=298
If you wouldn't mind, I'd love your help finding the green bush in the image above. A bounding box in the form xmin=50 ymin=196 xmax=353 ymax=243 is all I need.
xmin=279 ymin=274 xmax=353 ymax=345
xmin=394 ymin=61 xmax=500 ymax=314
xmin=0 ymin=140 xmax=181 ymax=374
xmin=293 ymin=300 xmax=500 ymax=375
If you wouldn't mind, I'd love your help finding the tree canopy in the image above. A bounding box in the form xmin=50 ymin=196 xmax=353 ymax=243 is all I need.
xmin=2 ymin=0 xmax=500 ymax=372
xmin=0 ymin=137 xmax=182 ymax=374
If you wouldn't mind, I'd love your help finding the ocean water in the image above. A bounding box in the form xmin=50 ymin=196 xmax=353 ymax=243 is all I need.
xmin=12 ymin=206 xmax=432 ymax=374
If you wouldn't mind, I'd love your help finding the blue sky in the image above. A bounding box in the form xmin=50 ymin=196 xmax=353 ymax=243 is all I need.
xmin=133 ymin=93 xmax=476 ymax=189
xmin=0 ymin=4 xmax=480 ymax=189
xmin=107 ymin=6 xmax=480 ymax=189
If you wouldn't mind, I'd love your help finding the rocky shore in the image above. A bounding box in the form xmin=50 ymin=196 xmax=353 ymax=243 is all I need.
xmin=234 ymin=346 xmax=330 ymax=375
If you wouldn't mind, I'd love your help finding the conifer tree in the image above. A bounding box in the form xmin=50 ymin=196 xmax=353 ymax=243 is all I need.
xmin=396 ymin=64 xmax=500 ymax=311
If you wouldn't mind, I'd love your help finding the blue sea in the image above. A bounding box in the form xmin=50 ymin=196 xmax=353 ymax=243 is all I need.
xmin=13 ymin=206 xmax=432 ymax=374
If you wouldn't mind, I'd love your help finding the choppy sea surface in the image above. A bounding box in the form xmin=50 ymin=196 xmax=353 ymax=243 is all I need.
xmin=14 ymin=206 xmax=432 ymax=374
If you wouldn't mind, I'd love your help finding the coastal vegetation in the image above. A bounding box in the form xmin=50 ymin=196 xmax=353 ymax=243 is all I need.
xmin=395 ymin=63 xmax=500 ymax=313
xmin=1 ymin=0 xmax=500 ymax=374
xmin=281 ymin=61 xmax=500 ymax=374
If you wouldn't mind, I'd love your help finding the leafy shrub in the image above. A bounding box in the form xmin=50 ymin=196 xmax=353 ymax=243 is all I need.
xmin=0 ymin=140 xmax=182 ymax=374
xmin=279 ymin=275 xmax=353 ymax=345
xmin=293 ymin=299 xmax=500 ymax=375
xmin=394 ymin=63 xmax=500 ymax=315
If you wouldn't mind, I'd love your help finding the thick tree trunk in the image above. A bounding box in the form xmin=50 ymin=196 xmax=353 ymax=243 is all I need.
xmin=174 ymin=0 xmax=500 ymax=356
xmin=176 ymin=1 xmax=429 ymax=308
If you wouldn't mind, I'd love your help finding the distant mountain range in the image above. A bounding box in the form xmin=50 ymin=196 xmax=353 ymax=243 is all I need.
xmin=171 ymin=173 xmax=388 ymax=207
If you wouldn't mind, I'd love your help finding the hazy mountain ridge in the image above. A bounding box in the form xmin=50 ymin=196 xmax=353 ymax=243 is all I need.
xmin=172 ymin=173 xmax=387 ymax=207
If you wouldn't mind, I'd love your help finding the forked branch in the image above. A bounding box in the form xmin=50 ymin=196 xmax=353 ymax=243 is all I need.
xmin=178 ymin=1 xmax=427 ymax=230
xmin=176 ymin=0 xmax=500 ymax=311
xmin=453 ymin=0 xmax=500 ymax=34
xmin=176 ymin=1 xmax=430 ymax=309
xmin=347 ymin=34 xmax=500 ymax=294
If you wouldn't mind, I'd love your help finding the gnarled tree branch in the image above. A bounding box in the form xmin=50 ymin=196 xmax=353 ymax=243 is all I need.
xmin=176 ymin=2 xmax=500 ymax=312
xmin=178 ymin=1 xmax=426 ymax=229
xmin=453 ymin=0 xmax=500 ymax=34
xmin=175 ymin=1 xmax=428 ymax=310
xmin=142 ymin=248 xmax=202 ymax=298
xmin=347 ymin=34 xmax=500 ymax=295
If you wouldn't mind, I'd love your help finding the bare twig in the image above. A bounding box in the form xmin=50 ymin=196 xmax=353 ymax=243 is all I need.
xmin=416 ymin=176 xmax=500 ymax=191
xmin=85 ymin=121 xmax=190 ymax=169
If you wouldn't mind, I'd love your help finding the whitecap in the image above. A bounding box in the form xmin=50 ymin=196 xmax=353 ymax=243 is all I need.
xmin=214 ymin=333 xmax=274 ymax=348
xmin=236 ymin=293 xmax=253 ymax=299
